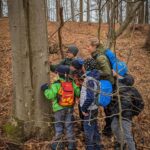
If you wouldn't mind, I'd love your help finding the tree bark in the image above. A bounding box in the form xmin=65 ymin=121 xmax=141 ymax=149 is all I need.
xmin=56 ymin=0 xmax=61 ymax=22
xmin=80 ymin=0 xmax=83 ymax=22
xmin=87 ymin=0 xmax=90 ymax=22
xmin=71 ymin=0 xmax=75 ymax=21
xmin=145 ymin=0 xmax=149 ymax=24
xmin=0 ymin=0 xmax=3 ymax=18
xmin=8 ymin=0 xmax=51 ymax=140
xmin=138 ymin=1 xmax=144 ymax=24
xmin=106 ymin=0 xmax=110 ymax=24
xmin=119 ymin=0 xmax=123 ymax=24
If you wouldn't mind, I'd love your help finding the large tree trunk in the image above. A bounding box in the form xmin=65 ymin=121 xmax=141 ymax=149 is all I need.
xmin=119 ymin=0 xmax=123 ymax=24
xmin=80 ymin=0 xmax=83 ymax=22
xmin=8 ymin=0 xmax=51 ymax=140
xmin=0 ymin=0 xmax=3 ymax=18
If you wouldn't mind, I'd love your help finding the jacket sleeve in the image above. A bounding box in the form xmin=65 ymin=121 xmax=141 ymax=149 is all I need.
xmin=131 ymin=88 xmax=144 ymax=116
xmin=50 ymin=59 xmax=66 ymax=72
xmin=72 ymin=82 xmax=80 ymax=98
xmin=96 ymin=54 xmax=112 ymax=75
xmin=44 ymin=83 xmax=59 ymax=100
xmin=81 ymin=80 xmax=95 ymax=113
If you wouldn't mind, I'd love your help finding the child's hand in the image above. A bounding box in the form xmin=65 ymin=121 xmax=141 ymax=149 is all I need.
xmin=76 ymin=98 xmax=80 ymax=104
xmin=82 ymin=112 xmax=89 ymax=116
xmin=41 ymin=83 xmax=49 ymax=91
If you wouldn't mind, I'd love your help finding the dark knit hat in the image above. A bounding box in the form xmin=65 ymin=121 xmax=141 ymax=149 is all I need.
xmin=55 ymin=65 xmax=70 ymax=75
xmin=66 ymin=45 xmax=79 ymax=56
xmin=84 ymin=58 xmax=97 ymax=71
xmin=71 ymin=58 xmax=84 ymax=70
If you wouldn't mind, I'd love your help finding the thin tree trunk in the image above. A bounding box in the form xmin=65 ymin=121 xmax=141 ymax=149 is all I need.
xmin=71 ymin=0 xmax=75 ymax=21
xmin=58 ymin=7 xmax=64 ymax=58
xmin=87 ymin=0 xmax=90 ymax=22
xmin=56 ymin=0 xmax=60 ymax=22
xmin=98 ymin=0 xmax=102 ymax=43
xmin=80 ymin=0 xmax=83 ymax=22
xmin=0 ymin=0 xmax=3 ymax=18
xmin=138 ymin=1 xmax=144 ymax=24
xmin=8 ymin=0 xmax=50 ymax=140
xmin=145 ymin=0 xmax=149 ymax=24
xmin=119 ymin=0 xmax=123 ymax=24
xmin=107 ymin=0 xmax=110 ymax=24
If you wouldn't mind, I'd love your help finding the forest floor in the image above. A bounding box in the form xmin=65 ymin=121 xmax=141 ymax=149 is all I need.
xmin=0 ymin=18 xmax=150 ymax=150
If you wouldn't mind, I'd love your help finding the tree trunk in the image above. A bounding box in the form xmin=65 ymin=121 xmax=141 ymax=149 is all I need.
xmin=119 ymin=0 xmax=123 ymax=24
xmin=0 ymin=0 xmax=2 ymax=18
xmin=80 ymin=0 xmax=83 ymax=22
xmin=145 ymin=0 xmax=149 ymax=24
xmin=138 ymin=1 xmax=144 ymax=24
xmin=87 ymin=0 xmax=90 ymax=22
xmin=8 ymin=0 xmax=51 ymax=140
xmin=71 ymin=0 xmax=75 ymax=21
xmin=106 ymin=0 xmax=110 ymax=24
xmin=56 ymin=0 xmax=61 ymax=22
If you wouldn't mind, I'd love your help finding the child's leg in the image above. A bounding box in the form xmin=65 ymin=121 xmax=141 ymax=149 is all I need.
xmin=52 ymin=110 xmax=65 ymax=150
xmin=93 ymin=122 xmax=102 ymax=150
xmin=111 ymin=117 xmax=136 ymax=150
xmin=122 ymin=119 xmax=136 ymax=150
xmin=65 ymin=108 xmax=75 ymax=150
xmin=84 ymin=110 xmax=101 ymax=150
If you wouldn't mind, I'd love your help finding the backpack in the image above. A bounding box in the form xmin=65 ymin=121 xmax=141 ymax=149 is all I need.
xmin=96 ymin=80 xmax=113 ymax=107
xmin=57 ymin=81 xmax=74 ymax=107
xmin=105 ymin=49 xmax=128 ymax=76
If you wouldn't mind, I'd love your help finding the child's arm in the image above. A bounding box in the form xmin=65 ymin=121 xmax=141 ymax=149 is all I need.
xmin=44 ymin=83 xmax=59 ymax=100
xmin=81 ymin=80 xmax=95 ymax=113
xmin=73 ymin=82 xmax=80 ymax=98
xmin=50 ymin=59 xmax=66 ymax=72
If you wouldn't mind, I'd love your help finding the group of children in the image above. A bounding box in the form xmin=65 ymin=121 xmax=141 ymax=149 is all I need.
xmin=41 ymin=38 xmax=144 ymax=150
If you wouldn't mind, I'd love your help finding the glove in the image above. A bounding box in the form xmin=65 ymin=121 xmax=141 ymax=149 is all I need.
xmin=41 ymin=83 xmax=49 ymax=91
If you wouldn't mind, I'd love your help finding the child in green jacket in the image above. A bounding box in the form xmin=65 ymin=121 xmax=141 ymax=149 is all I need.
xmin=41 ymin=65 xmax=80 ymax=150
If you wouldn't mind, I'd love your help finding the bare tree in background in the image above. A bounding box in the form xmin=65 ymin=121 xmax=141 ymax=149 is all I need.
xmin=87 ymin=0 xmax=90 ymax=22
xmin=71 ymin=0 xmax=75 ymax=21
xmin=107 ymin=0 xmax=110 ymax=24
xmin=56 ymin=0 xmax=61 ymax=22
xmin=138 ymin=1 xmax=144 ymax=24
xmin=80 ymin=0 xmax=83 ymax=22
xmin=145 ymin=0 xmax=149 ymax=24
xmin=0 ymin=0 xmax=2 ymax=18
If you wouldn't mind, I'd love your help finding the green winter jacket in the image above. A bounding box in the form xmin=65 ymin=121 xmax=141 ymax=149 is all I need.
xmin=50 ymin=58 xmax=74 ymax=72
xmin=44 ymin=78 xmax=80 ymax=112
xmin=91 ymin=46 xmax=114 ymax=84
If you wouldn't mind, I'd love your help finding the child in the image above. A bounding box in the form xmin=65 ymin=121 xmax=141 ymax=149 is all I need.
xmin=110 ymin=72 xmax=144 ymax=150
xmin=80 ymin=58 xmax=103 ymax=150
xmin=41 ymin=65 xmax=80 ymax=150
xmin=50 ymin=45 xmax=79 ymax=72
xmin=70 ymin=58 xmax=85 ymax=131
xmin=86 ymin=38 xmax=114 ymax=137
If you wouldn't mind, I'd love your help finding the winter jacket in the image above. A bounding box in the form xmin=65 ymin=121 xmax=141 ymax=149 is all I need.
xmin=91 ymin=46 xmax=114 ymax=84
xmin=50 ymin=58 xmax=74 ymax=72
xmin=44 ymin=78 xmax=80 ymax=112
xmin=80 ymin=70 xmax=100 ymax=113
xmin=110 ymin=74 xmax=144 ymax=120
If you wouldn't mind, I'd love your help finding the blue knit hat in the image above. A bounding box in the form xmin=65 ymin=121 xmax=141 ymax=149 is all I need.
xmin=113 ymin=61 xmax=128 ymax=76
xmin=71 ymin=58 xmax=84 ymax=70
xmin=55 ymin=65 xmax=70 ymax=75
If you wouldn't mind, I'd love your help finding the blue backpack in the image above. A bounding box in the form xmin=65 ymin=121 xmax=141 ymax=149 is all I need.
xmin=105 ymin=49 xmax=128 ymax=76
xmin=97 ymin=80 xmax=113 ymax=107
